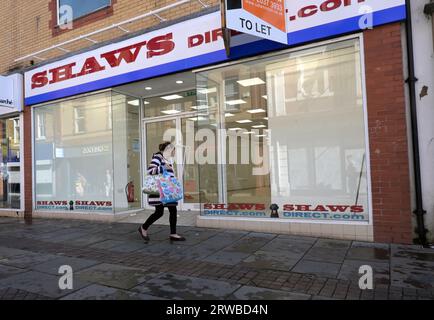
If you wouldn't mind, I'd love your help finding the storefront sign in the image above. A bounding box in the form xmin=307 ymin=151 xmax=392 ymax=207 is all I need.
xmin=282 ymin=204 xmax=367 ymax=222
xmin=35 ymin=200 xmax=113 ymax=212
xmin=203 ymin=203 xmax=268 ymax=217
xmin=203 ymin=203 xmax=368 ymax=222
xmin=25 ymin=1 xmax=405 ymax=105
xmin=0 ymin=74 xmax=23 ymax=114
xmin=225 ymin=0 xmax=288 ymax=44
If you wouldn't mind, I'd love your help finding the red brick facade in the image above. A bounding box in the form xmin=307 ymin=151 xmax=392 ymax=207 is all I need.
xmin=23 ymin=105 xmax=33 ymax=218
xmin=364 ymin=23 xmax=413 ymax=244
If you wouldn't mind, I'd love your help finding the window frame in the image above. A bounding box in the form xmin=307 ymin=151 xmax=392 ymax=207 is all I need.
xmin=73 ymin=106 xmax=86 ymax=134
xmin=36 ymin=113 xmax=46 ymax=140
xmin=56 ymin=0 xmax=112 ymax=26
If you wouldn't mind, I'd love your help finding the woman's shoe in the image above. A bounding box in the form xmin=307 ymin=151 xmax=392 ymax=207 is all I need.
xmin=138 ymin=227 xmax=150 ymax=242
xmin=169 ymin=235 xmax=186 ymax=241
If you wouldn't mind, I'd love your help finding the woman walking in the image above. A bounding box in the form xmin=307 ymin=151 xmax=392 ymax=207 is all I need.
xmin=138 ymin=142 xmax=186 ymax=242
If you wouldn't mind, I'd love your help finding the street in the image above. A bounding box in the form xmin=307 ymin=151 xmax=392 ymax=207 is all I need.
xmin=0 ymin=216 xmax=433 ymax=300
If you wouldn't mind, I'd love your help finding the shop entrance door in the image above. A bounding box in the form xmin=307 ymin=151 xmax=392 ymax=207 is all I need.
xmin=143 ymin=113 xmax=200 ymax=211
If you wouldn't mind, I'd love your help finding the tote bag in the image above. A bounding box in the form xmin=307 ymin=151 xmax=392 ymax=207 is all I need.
xmin=158 ymin=166 xmax=184 ymax=204
xmin=142 ymin=174 xmax=162 ymax=195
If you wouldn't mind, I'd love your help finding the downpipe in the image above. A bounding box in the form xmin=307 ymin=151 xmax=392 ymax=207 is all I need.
xmin=405 ymin=0 xmax=429 ymax=247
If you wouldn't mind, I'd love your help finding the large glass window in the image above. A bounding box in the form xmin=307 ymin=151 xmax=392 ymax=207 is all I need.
xmin=33 ymin=91 xmax=141 ymax=213
xmin=58 ymin=0 xmax=111 ymax=23
xmin=0 ymin=117 xmax=21 ymax=209
xmin=196 ymin=38 xmax=370 ymax=223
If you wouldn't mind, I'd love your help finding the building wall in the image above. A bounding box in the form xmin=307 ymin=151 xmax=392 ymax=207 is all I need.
xmin=0 ymin=0 xmax=218 ymax=74
xmin=364 ymin=23 xmax=413 ymax=244
xmin=409 ymin=0 xmax=434 ymax=242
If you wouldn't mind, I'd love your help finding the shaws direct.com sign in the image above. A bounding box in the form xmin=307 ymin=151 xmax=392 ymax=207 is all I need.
xmin=35 ymin=200 xmax=113 ymax=212
xmin=203 ymin=203 xmax=368 ymax=222
xmin=24 ymin=0 xmax=406 ymax=105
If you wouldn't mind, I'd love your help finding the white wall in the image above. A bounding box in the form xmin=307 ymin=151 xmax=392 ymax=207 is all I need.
xmin=408 ymin=0 xmax=434 ymax=242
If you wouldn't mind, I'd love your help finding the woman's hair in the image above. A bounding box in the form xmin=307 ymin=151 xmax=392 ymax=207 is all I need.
xmin=158 ymin=141 xmax=173 ymax=152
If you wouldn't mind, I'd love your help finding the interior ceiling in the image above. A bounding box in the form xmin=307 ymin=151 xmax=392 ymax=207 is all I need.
xmin=115 ymin=71 xmax=196 ymax=99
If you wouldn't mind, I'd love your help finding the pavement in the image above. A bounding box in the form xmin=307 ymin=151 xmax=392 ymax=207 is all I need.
xmin=0 ymin=216 xmax=433 ymax=300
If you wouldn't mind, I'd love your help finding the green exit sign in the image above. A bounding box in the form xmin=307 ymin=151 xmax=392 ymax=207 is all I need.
xmin=184 ymin=90 xmax=196 ymax=97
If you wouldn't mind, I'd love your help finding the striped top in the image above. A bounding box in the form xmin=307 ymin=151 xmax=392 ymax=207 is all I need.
xmin=147 ymin=152 xmax=175 ymax=177
xmin=147 ymin=152 xmax=177 ymax=206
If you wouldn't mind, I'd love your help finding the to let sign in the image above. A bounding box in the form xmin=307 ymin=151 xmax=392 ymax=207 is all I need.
xmin=225 ymin=0 xmax=288 ymax=44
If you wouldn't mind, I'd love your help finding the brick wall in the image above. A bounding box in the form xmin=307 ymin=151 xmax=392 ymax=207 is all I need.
xmin=364 ymin=23 xmax=413 ymax=244
xmin=0 ymin=0 xmax=218 ymax=74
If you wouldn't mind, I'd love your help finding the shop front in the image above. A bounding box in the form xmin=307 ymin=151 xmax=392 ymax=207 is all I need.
xmin=0 ymin=74 xmax=24 ymax=215
xmin=24 ymin=2 xmax=413 ymax=242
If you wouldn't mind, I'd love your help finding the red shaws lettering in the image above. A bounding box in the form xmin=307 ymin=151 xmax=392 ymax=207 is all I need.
xmin=31 ymin=71 xmax=49 ymax=89
xmin=204 ymin=203 xmax=266 ymax=211
xmin=31 ymin=33 xmax=175 ymax=89
xmin=75 ymin=201 xmax=112 ymax=207
xmin=283 ymin=204 xmax=365 ymax=213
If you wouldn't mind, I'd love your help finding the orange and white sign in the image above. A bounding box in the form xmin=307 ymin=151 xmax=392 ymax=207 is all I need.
xmin=225 ymin=0 xmax=287 ymax=44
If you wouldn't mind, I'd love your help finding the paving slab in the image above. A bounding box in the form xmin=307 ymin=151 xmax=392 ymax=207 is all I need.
xmin=346 ymin=246 xmax=390 ymax=262
xmin=30 ymin=256 xmax=100 ymax=276
xmin=391 ymin=266 xmax=434 ymax=290
xmin=241 ymin=250 xmax=300 ymax=271
xmin=291 ymin=260 xmax=341 ymax=278
xmin=229 ymin=285 xmax=311 ymax=300
xmin=303 ymin=247 xmax=348 ymax=264
xmin=108 ymin=241 xmax=147 ymax=253
xmin=60 ymin=284 xmax=165 ymax=300
xmin=314 ymin=239 xmax=351 ymax=249
xmin=201 ymin=250 xmax=252 ymax=266
xmin=137 ymin=242 xmax=188 ymax=257
xmin=224 ymin=233 xmax=276 ymax=253
xmin=338 ymin=259 xmax=390 ymax=285
xmin=170 ymin=229 xmax=219 ymax=246
xmin=89 ymin=240 xmax=125 ymax=250
xmin=0 ymin=264 xmax=27 ymax=280
xmin=0 ymin=270 xmax=89 ymax=299
xmin=261 ymin=238 xmax=314 ymax=259
xmin=75 ymin=263 xmax=157 ymax=290
xmin=131 ymin=273 xmax=241 ymax=300
xmin=67 ymin=234 xmax=113 ymax=247
xmin=0 ymin=250 xmax=59 ymax=269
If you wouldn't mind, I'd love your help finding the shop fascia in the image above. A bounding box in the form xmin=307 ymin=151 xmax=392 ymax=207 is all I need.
xmin=0 ymin=74 xmax=23 ymax=115
xmin=24 ymin=1 xmax=406 ymax=106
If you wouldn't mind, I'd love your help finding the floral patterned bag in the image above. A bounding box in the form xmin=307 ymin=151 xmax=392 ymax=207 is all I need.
xmin=142 ymin=174 xmax=162 ymax=195
xmin=158 ymin=166 xmax=184 ymax=204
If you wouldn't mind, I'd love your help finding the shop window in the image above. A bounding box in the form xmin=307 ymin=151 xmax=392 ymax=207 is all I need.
xmin=33 ymin=91 xmax=141 ymax=213
xmin=196 ymin=38 xmax=370 ymax=223
xmin=73 ymin=106 xmax=86 ymax=134
xmin=0 ymin=117 xmax=21 ymax=209
xmin=58 ymin=0 xmax=111 ymax=24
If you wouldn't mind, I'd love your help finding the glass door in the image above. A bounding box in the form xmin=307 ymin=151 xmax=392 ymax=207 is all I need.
xmin=143 ymin=116 xmax=200 ymax=211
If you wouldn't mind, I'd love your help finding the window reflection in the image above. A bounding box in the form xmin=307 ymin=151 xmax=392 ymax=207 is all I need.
xmin=197 ymin=38 xmax=369 ymax=222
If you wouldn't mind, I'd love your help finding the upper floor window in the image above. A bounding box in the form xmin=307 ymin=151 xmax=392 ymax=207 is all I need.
xmin=36 ymin=113 xmax=46 ymax=140
xmin=58 ymin=0 xmax=111 ymax=24
xmin=74 ymin=106 xmax=86 ymax=134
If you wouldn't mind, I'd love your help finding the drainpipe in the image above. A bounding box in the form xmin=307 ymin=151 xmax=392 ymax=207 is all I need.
xmin=405 ymin=0 xmax=428 ymax=246
xmin=425 ymin=1 xmax=434 ymax=52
